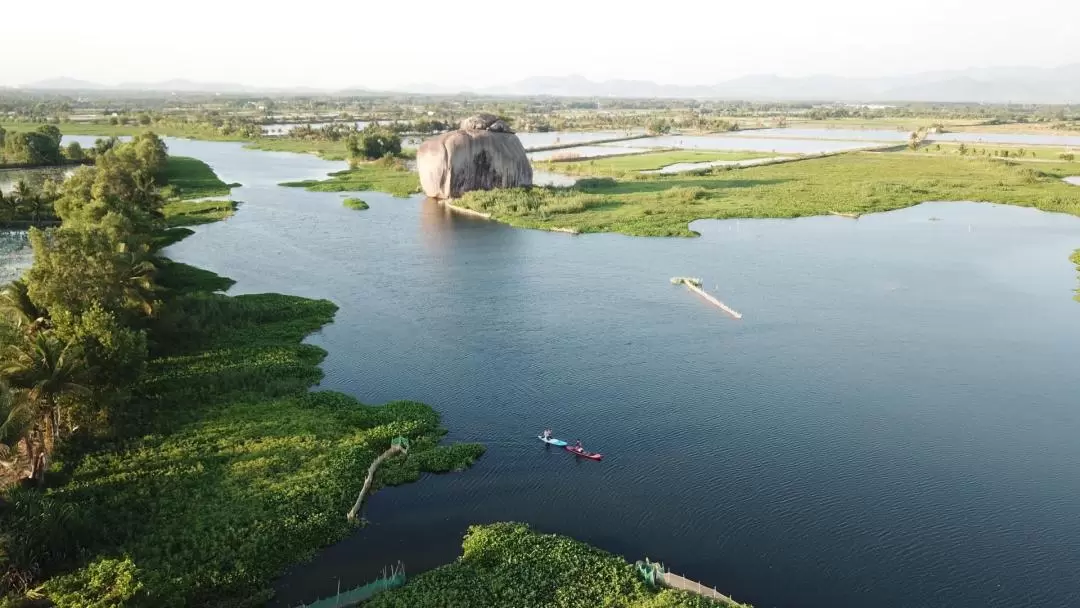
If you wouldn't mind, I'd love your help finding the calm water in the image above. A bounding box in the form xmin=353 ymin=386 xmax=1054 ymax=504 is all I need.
xmin=0 ymin=167 xmax=75 ymax=194
xmin=153 ymin=139 xmax=1080 ymax=608
xmin=644 ymin=156 xmax=793 ymax=174
xmin=516 ymin=131 xmax=641 ymax=150
xmin=0 ymin=231 xmax=31 ymax=283
xmin=744 ymin=128 xmax=911 ymax=142
xmin=10 ymin=138 xmax=1079 ymax=608
xmin=618 ymin=136 xmax=883 ymax=154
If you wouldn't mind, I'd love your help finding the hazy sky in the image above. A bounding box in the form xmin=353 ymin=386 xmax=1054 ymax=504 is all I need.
xmin=4 ymin=0 xmax=1078 ymax=89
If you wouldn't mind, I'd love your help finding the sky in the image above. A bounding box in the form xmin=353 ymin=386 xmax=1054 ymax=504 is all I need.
xmin=3 ymin=0 xmax=1078 ymax=89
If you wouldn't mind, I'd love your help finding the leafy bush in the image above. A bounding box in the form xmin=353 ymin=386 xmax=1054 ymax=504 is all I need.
xmin=366 ymin=523 xmax=739 ymax=608
xmin=346 ymin=126 xmax=402 ymax=160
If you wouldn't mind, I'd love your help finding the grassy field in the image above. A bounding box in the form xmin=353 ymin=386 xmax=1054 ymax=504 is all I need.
xmin=342 ymin=197 xmax=369 ymax=210
xmin=164 ymin=156 xmax=238 ymax=199
xmin=904 ymin=142 xmax=1079 ymax=161
xmin=454 ymin=152 xmax=1080 ymax=236
xmin=162 ymin=199 xmax=238 ymax=227
xmin=537 ymin=150 xmax=783 ymax=178
xmin=244 ymin=138 xmax=351 ymax=161
xmin=366 ymin=522 xmax=743 ymax=608
xmin=281 ymin=159 xmax=419 ymax=197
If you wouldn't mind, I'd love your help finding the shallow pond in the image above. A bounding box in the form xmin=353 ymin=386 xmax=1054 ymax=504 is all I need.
xmin=515 ymin=130 xmax=643 ymax=150
xmin=643 ymin=156 xmax=794 ymax=174
xmin=527 ymin=145 xmax=650 ymax=161
xmin=617 ymin=135 xmax=882 ymax=154
xmin=143 ymin=139 xmax=1080 ymax=608
xmin=743 ymin=127 xmax=911 ymax=142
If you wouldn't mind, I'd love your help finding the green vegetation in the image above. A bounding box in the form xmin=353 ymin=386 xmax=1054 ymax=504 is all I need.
xmin=161 ymin=156 xmax=237 ymax=200
xmin=538 ymin=150 xmax=780 ymax=178
xmin=244 ymin=138 xmax=350 ymax=161
xmin=347 ymin=124 xmax=402 ymax=160
xmin=367 ymin=523 xmax=743 ymax=608
xmin=281 ymin=157 xmax=419 ymax=197
xmin=455 ymin=153 xmax=1080 ymax=236
xmin=1 ymin=125 xmax=64 ymax=166
xmin=0 ymin=121 xmax=254 ymax=141
xmin=903 ymin=142 xmax=1080 ymax=162
xmin=0 ymin=179 xmax=62 ymax=225
xmin=162 ymin=199 xmax=237 ymax=227
xmin=1 ymin=139 xmax=235 ymax=227
xmin=0 ymin=140 xmax=484 ymax=607
xmin=342 ymin=197 xmax=369 ymax=210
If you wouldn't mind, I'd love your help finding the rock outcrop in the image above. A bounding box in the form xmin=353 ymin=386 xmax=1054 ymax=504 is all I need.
xmin=417 ymin=114 xmax=532 ymax=199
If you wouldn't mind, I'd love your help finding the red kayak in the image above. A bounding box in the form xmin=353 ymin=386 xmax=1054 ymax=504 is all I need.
xmin=565 ymin=445 xmax=603 ymax=461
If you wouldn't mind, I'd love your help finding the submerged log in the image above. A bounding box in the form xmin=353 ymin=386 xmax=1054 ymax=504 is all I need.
xmin=346 ymin=443 xmax=406 ymax=522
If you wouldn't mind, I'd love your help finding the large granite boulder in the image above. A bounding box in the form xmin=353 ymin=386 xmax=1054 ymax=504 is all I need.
xmin=417 ymin=114 xmax=532 ymax=199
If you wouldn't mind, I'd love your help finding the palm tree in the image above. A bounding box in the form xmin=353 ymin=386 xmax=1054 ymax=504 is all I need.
xmin=0 ymin=381 xmax=34 ymax=481
xmin=0 ymin=280 xmax=49 ymax=335
xmin=10 ymin=180 xmax=33 ymax=203
xmin=115 ymin=244 xmax=159 ymax=317
xmin=2 ymin=333 xmax=87 ymax=482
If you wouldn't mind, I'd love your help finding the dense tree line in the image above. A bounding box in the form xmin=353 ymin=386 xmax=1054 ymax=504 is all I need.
xmin=0 ymin=132 xmax=173 ymax=599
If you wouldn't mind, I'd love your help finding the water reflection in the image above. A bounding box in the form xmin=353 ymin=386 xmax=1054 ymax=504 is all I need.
xmin=0 ymin=167 xmax=75 ymax=194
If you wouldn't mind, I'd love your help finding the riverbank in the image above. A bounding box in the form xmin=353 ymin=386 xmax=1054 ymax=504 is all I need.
xmin=164 ymin=155 xmax=241 ymax=199
xmin=0 ymin=156 xmax=486 ymax=607
xmin=452 ymin=153 xmax=1080 ymax=236
xmin=35 ymin=255 xmax=485 ymax=607
xmin=281 ymin=158 xmax=419 ymax=197
xmin=364 ymin=523 xmax=744 ymax=607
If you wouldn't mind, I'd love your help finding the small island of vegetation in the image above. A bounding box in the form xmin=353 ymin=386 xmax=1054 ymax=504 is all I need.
xmin=365 ymin=523 xmax=745 ymax=608
xmin=343 ymin=197 xmax=369 ymax=210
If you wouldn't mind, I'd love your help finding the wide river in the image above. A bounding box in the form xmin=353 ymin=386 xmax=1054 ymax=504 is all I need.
xmin=50 ymin=138 xmax=1080 ymax=607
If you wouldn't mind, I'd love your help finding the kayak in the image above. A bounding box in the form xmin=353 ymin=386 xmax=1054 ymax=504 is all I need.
xmin=565 ymin=445 xmax=603 ymax=461
xmin=538 ymin=435 xmax=568 ymax=447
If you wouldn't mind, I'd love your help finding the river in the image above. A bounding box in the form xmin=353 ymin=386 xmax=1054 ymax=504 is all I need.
xmin=16 ymin=138 xmax=1080 ymax=608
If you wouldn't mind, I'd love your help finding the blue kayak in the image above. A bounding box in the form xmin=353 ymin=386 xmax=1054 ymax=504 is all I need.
xmin=538 ymin=435 xmax=568 ymax=447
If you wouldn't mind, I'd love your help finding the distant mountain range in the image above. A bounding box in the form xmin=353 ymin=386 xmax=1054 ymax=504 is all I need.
xmin=17 ymin=64 xmax=1080 ymax=103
